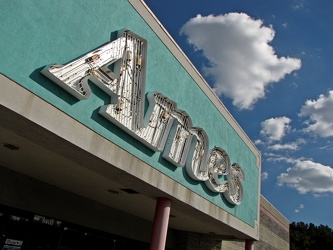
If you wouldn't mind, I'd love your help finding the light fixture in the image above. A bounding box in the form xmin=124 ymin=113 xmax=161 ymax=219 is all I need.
xmin=2 ymin=143 xmax=21 ymax=151
xmin=107 ymin=189 xmax=120 ymax=194
xmin=120 ymin=188 xmax=140 ymax=194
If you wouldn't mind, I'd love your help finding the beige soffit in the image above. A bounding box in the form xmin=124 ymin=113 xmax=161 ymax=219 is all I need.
xmin=0 ymin=74 xmax=259 ymax=240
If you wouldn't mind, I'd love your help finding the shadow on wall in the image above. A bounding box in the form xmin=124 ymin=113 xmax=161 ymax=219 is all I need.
xmin=30 ymin=68 xmax=155 ymax=158
xmin=30 ymin=66 xmax=79 ymax=105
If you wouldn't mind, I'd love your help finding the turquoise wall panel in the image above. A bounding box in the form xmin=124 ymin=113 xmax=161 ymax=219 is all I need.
xmin=0 ymin=0 xmax=258 ymax=227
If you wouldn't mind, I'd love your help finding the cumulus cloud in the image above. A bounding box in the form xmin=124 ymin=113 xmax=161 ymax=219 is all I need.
xmin=254 ymin=139 xmax=263 ymax=145
xmin=180 ymin=13 xmax=301 ymax=109
xmin=267 ymin=155 xmax=293 ymax=163
xmin=277 ymin=159 xmax=333 ymax=194
xmin=292 ymin=0 xmax=305 ymax=9
xmin=265 ymin=153 xmax=287 ymax=163
xmin=319 ymin=145 xmax=333 ymax=151
xmin=295 ymin=204 xmax=304 ymax=213
xmin=268 ymin=143 xmax=299 ymax=151
xmin=260 ymin=116 xmax=292 ymax=141
xmin=268 ymin=139 xmax=305 ymax=151
xmin=300 ymin=90 xmax=333 ymax=137
xmin=265 ymin=152 xmax=283 ymax=158
xmin=262 ymin=171 xmax=269 ymax=180
xmin=313 ymin=193 xmax=328 ymax=198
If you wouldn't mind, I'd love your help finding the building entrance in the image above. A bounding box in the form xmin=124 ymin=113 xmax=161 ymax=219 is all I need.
xmin=0 ymin=205 xmax=149 ymax=250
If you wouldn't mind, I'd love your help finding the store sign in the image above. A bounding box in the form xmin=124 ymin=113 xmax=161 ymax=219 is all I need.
xmin=3 ymin=239 xmax=23 ymax=250
xmin=33 ymin=214 xmax=62 ymax=227
xmin=4 ymin=239 xmax=23 ymax=246
xmin=41 ymin=30 xmax=244 ymax=205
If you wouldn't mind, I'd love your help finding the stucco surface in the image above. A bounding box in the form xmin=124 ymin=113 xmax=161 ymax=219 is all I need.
xmin=0 ymin=0 xmax=258 ymax=227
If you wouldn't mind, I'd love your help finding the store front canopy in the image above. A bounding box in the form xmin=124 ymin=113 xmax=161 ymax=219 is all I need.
xmin=0 ymin=74 xmax=257 ymax=241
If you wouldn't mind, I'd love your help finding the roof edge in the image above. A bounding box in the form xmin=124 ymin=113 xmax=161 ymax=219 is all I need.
xmin=128 ymin=0 xmax=261 ymax=167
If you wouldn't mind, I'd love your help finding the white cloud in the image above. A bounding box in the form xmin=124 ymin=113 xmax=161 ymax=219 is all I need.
xmin=313 ymin=193 xmax=328 ymax=198
xmin=300 ymin=90 xmax=333 ymax=137
xmin=264 ymin=152 xmax=283 ymax=162
xmin=262 ymin=171 xmax=269 ymax=180
xmin=180 ymin=13 xmax=301 ymax=109
xmin=291 ymin=82 xmax=298 ymax=88
xmin=254 ymin=139 xmax=263 ymax=145
xmin=319 ymin=145 xmax=333 ymax=151
xmin=260 ymin=116 xmax=292 ymax=141
xmin=292 ymin=0 xmax=305 ymax=9
xmin=295 ymin=204 xmax=304 ymax=213
xmin=268 ymin=138 xmax=305 ymax=151
xmin=268 ymin=143 xmax=298 ymax=151
xmin=277 ymin=159 xmax=333 ymax=194
xmin=265 ymin=152 xmax=290 ymax=163
xmin=267 ymin=156 xmax=289 ymax=163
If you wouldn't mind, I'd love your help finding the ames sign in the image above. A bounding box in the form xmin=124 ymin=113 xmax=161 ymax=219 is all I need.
xmin=41 ymin=30 xmax=244 ymax=205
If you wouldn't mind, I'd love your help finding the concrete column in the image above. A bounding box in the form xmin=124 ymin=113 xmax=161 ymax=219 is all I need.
xmin=150 ymin=197 xmax=171 ymax=250
xmin=245 ymin=240 xmax=254 ymax=250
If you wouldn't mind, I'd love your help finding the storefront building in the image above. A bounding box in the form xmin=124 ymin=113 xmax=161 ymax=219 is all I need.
xmin=221 ymin=196 xmax=290 ymax=250
xmin=0 ymin=1 xmax=287 ymax=249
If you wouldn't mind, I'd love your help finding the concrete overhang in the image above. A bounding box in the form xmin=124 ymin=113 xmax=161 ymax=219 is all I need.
xmin=0 ymin=74 xmax=258 ymax=240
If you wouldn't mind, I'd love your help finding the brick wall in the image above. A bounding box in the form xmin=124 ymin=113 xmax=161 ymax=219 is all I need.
xmin=221 ymin=195 xmax=289 ymax=250
xmin=173 ymin=231 xmax=222 ymax=250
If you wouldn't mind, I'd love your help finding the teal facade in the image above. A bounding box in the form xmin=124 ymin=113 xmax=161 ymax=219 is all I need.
xmin=0 ymin=0 xmax=259 ymax=227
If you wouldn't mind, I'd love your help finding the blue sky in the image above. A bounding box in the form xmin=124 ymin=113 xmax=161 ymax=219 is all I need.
xmin=144 ymin=0 xmax=333 ymax=228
